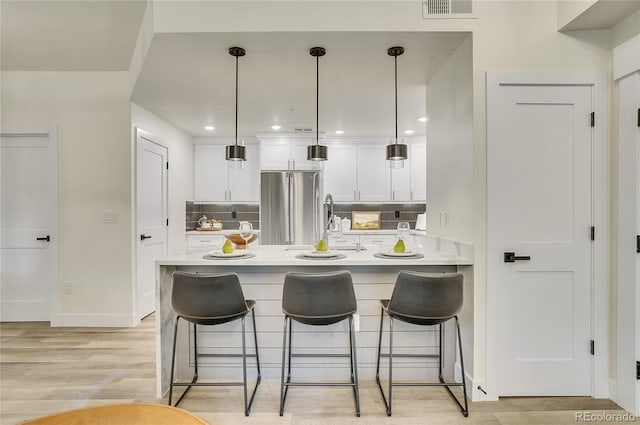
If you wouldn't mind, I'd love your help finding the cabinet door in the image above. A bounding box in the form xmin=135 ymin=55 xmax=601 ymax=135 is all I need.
xmin=228 ymin=144 xmax=260 ymax=202
xmin=391 ymin=147 xmax=412 ymax=201
xmin=194 ymin=144 xmax=229 ymax=201
xmin=357 ymin=144 xmax=389 ymax=201
xmin=410 ymin=142 xmax=426 ymax=201
xmin=260 ymin=139 xmax=290 ymax=170
xmin=291 ymin=139 xmax=322 ymax=170
xmin=359 ymin=234 xmax=395 ymax=247
xmin=323 ymin=144 xmax=357 ymax=202
xmin=186 ymin=234 xmax=225 ymax=252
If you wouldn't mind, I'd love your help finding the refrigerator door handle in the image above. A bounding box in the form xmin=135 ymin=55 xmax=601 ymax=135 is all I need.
xmin=284 ymin=172 xmax=291 ymax=243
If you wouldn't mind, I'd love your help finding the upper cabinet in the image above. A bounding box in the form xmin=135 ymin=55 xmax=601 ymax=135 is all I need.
xmin=259 ymin=134 xmax=322 ymax=170
xmin=409 ymin=141 xmax=426 ymax=201
xmin=324 ymin=143 xmax=389 ymax=202
xmin=390 ymin=141 xmax=426 ymax=202
xmin=193 ymin=142 xmax=260 ymax=202
xmin=324 ymin=140 xmax=425 ymax=203
xmin=323 ymin=144 xmax=358 ymax=202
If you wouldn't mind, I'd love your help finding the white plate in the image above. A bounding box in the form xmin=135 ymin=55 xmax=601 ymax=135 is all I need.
xmin=302 ymin=250 xmax=338 ymax=258
xmin=381 ymin=250 xmax=415 ymax=257
xmin=207 ymin=250 xmax=247 ymax=258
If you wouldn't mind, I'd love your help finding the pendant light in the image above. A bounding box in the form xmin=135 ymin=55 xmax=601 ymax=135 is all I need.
xmin=386 ymin=46 xmax=407 ymax=168
xmin=307 ymin=47 xmax=328 ymax=161
xmin=226 ymin=46 xmax=246 ymax=163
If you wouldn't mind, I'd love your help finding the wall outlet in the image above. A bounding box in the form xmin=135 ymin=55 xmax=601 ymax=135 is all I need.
xmin=353 ymin=314 xmax=360 ymax=332
xmin=102 ymin=212 xmax=119 ymax=224
xmin=63 ymin=281 xmax=73 ymax=295
xmin=440 ymin=211 xmax=449 ymax=228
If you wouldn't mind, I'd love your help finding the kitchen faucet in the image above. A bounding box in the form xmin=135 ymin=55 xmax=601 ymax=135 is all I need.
xmin=323 ymin=193 xmax=334 ymax=241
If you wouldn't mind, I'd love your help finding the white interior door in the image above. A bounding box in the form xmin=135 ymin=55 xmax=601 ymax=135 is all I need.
xmin=488 ymin=81 xmax=593 ymax=395
xmin=1 ymin=131 xmax=57 ymax=321
xmin=636 ymin=84 xmax=640 ymax=415
xmin=136 ymin=129 xmax=168 ymax=320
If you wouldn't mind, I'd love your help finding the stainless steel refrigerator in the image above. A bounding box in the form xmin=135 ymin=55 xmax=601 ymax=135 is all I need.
xmin=260 ymin=170 xmax=322 ymax=245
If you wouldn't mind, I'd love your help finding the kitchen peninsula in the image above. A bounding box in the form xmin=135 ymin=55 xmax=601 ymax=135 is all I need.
xmin=155 ymin=238 xmax=473 ymax=398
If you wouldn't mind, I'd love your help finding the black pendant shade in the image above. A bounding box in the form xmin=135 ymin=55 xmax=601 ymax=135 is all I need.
xmin=386 ymin=46 xmax=408 ymax=164
xmin=307 ymin=46 xmax=328 ymax=161
xmin=226 ymin=46 xmax=246 ymax=162
xmin=386 ymin=143 xmax=408 ymax=160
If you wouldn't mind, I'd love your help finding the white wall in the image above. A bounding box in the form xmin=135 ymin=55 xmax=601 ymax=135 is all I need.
xmin=557 ymin=0 xmax=598 ymax=30
xmin=425 ymin=35 xmax=474 ymax=244
xmin=131 ymin=103 xmax=193 ymax=255
xmin=1 ymin=71 xmax=134 ymax=326
xmin=143 ymin=0 xmax=613 ymax=400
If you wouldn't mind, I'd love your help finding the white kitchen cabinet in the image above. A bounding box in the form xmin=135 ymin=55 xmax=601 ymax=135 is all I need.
xmin=359 ymin=234 xmax=395 ymax=246
xmin=356 ymin=144 xmax=389 ymax=202
xmin=328 ymin=234 xmax=358 ymax=246
xmin=260 ymin=138 xmax=321 ymax=170
xmin=410 ymin=141 xmax=426 ymax=201
xmin=228 ymin=144 xmax=260 ymax=202
xmin=323 ymin=144 xmax=358 ymax=202
xmin=186 ymin=233 xmax=225 ymax=252
xmin=323 ymin=143 xmax=389 ymax=202
xmin=391 ymin=141 xmax=426 ymax=202
xmin=194 ymin=143 xmax=260 ymax=202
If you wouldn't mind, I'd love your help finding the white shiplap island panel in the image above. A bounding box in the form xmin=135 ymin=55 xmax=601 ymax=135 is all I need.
xmin=155 ymin=240 xmax=473 ymax=398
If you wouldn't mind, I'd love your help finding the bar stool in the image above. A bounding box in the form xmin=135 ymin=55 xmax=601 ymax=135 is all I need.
xmin=375 ymin=271 xmax=468 ymax=417
xmin=279 ymin=271 xmax=360 ymax=417
xmin=168 ymin=271 xmax=261 ymax=416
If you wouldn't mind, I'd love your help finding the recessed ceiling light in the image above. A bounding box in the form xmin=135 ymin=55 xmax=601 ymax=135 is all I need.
xmin=418 ymin=117 xmax=427 ymax=122
xmin=204 ymin=125 xmax=215 ymax=131
xmin=334 ymin=130 xmax=344 ymax=135
xmin=271 ymin=125 xmax=281 ymax=130
xmin=404 ymin=129 xmax=414 ymax=135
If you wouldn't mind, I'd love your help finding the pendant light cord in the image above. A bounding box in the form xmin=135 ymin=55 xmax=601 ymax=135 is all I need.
xmin=235 ymin=54 xmax=239 ymax=147
xmin=316 ymin=54 xmax=319 ymax=146
xmin=394 ymin=54 xmax=398 ymax=144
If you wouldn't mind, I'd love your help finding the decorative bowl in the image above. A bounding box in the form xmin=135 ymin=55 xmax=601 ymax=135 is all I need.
xmin=225 ymin=233 xmax=259 ymax=248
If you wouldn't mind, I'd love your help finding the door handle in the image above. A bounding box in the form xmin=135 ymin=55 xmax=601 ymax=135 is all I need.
xmin=504 ymin=252 xmax=531 ymax=263
xmin=140 ymin=234 xmax=152 ymax=241
xmin=36 ymin=235 xmax=50 ymax=242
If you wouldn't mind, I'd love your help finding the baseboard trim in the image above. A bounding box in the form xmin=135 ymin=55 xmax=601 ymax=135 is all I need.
xmin=1 ymin=300 xmax=49 ymax=322
xmin=52 ymin=313 xmax=138 ymax=327
xmin=455 ymin=362 xmax=494 ymax=402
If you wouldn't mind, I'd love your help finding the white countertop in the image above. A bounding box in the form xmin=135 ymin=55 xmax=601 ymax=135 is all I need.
xmin=158 ymin=242 xmax=472 ymax=267
xmin=187 ymin=229 xmax=261 ymax=235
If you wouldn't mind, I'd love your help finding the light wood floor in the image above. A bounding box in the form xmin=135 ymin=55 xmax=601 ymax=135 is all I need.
xmin=0 ymin=314 xmax=628 ymax=425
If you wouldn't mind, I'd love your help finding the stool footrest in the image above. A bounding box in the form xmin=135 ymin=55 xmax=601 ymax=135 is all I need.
xmin=290 ymin=353 xmax=350 ymax=358
xmin=379 ymin=353 xmax=439 ymax=358
xmin=198 ymin=353 xmax=257 ymax=358
xmin=171 ymin=381 xmax=247 ymax=387
xmin=284 ymin=381 xmax=357 ymax=387
xmin=390 ymin=382 xmax=465 ymax=387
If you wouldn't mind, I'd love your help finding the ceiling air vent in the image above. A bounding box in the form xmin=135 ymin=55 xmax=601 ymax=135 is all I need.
xmin=422 ymin=0 xmax=474 ymax=18
xmin=293 ymin=127 xmax=314 ymax=132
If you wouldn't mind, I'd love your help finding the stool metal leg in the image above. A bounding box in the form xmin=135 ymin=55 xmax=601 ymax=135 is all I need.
xmin=244 ymin=307 xmax=261 ymax=416
xmin=170 ymin=321 xmax=199 ymax=407
xmin=241 ymin=316 xmax=248 ymax=416
xmin=375 ymin=308 xmax=392 ymax=416
xmin=438 ymin=316 xmax=469 ymax=417
xmin=168 ymin=316 xmax=180 ymax=406
xmin=279 ymin=315 xmax=289 ymax=416
xmin=349 ymin=315 xmax=361 ymax=417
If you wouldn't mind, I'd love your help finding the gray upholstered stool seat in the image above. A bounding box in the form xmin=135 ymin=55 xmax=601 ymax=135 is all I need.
xmin=279 ymin=271 xmax=360 ymax=417
xmin=168 ymin=272 xmax=261 ymax=416
xmin=376 ymin=271 xmax=468 ymax=417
